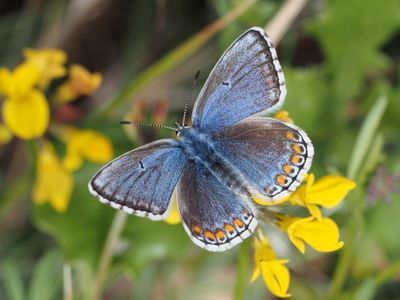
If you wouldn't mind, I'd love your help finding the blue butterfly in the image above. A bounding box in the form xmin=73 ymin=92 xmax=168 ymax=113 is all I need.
xmin=89 ymin=27 xmax=314 ymax=252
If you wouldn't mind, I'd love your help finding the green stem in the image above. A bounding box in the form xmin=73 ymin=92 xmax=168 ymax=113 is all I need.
xmin=327 ymin=215 xmax=357 ymax=299
xmin=92 ymin=211 xmax=128 ymax=300
xmin=328 ymin=95 xmax=387 ymax=299
xmin=63 ymin=264 xmax=73 ymax=300
xmin=91 ymin=0 xmax=258 ymax=120
xmin=234 ymin=239 xmax=251 ymax=300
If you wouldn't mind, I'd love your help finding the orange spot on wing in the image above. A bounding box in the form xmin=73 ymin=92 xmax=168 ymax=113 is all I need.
xmin=234 ymin=218 xmax=244 ymax=228
xmin=204 ymin=230 xmax=216 ymax=241
xmin=216 ymin=230 xmax=225 ymax=240
xmin=291 ymin=155 xmax=301 ymax=164
xmin=192 ymin=225 xmax=202 ymax=236
xmin=224 ymin=224 xmax=235 ymax=233
xmin=276 ymin=174 xmax=286 ymax=186
xmin=286 ymin=131 xmax=294 ymax=140
xmin=283 ymin=164 xmax=293 ymax=175
xmin=292 ymin=143 xmax=303 ymax=154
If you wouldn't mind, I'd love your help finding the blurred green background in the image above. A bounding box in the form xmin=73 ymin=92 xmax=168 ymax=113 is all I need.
xmin=0 ymin=0 xmax=399 ymax=299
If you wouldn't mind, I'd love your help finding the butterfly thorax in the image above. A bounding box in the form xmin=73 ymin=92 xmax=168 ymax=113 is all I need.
xmin=178 ymin=127 xmax=251 ymax=198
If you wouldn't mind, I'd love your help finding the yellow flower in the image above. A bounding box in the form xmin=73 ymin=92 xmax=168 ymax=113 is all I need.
xmin=0 ymin=63 xmax=49 ymax=139
xmin=276 ymin=214 xmax=344 ymax=254
xmin=164 ymin=191 xmax=180 ymax=224
xmin=23 ymin=48 xmax=67 ymax=89
xmin=251 ymin=233 xmax=291 ymax=298
xmin=33 ymin=142 xmax=73 ymax=213
xmin=60 ymin=127 xmax=113 ymax=171
xmin=0 ymin=124 xmax=12 ymax=145
xmin=252 ymin=193 xmax=289 ymax=206
xmin=55 ymin=64 xmax=102 ymax=103
xmin=288 ymin=173 xmax=356 ymax=219
xmin=273 ymin=111 xmax=293 ymax=123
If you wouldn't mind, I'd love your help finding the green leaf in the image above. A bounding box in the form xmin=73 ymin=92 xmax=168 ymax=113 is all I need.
xmin=0 ymin=259 xmax=26 ymax=300
xmin=351 ymin=278 xmax=376 ymax=300
xmin=28 ymin=250 xmax=62 ymax=300
xmin=308 ymin=0 xmax=400 ymax=100
xmin=33 ymin=164 xmax=115 ymax=268
xmin=347 ymin=95 xmax=387 ymax=179
xmin=367 ymin=193 xmax=400 ymax=257
xmin=118 ymin=219 xmax=192 ymax=277
xmin=282 ymin=67 xmax=329 ymax=133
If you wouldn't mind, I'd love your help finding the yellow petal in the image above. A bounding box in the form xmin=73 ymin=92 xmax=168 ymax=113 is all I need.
xmin=78 ymin=131 xmax=113 ymax=163
xmin=51 ymin=195 xmax=70 ymax=213
xmin=288 ymin=216 xmax=344 ymax=253
xmin=55 ymin=64 xmax=102 ymax=103
xmin=252 ymin=192 xmax=289 ymax=206
xmin=23 ymin=48 xmax=67 ymax=89
xmin=307 ymin=204 xmax=322 ymax=220
xmin=253 ymin=235 xmax=277 ymax=262
xmin=0 ymin=68 xmax=14 ymax=96
xmin=287 ymin=185 xmax=307 ymax=206
xmin=288 ymin=232 xmax=306 ymax=254
xmin=261 ymin=260 xmax=291 ymax=298
xmin=305 ymin=173 xmax=315 ymax=186
xmin=251 ymin=266 xmax=261 ymax=282
xmin=274 ymin=214 xmax=298 ymax=232
xmin=0 ymin=124 xmax=12 ymax=145
xmin=307 ymin=175 xmax=356 ymax=208
xmin=33 ymin=142 xmax=73 ymax=213
xmin=54 ymin=84 xmax=75 ymax=103
xmin=273 ymin=111 xmax=293 ymax=123
xmin=61 ymin=129 xmax=113 ymax=171
xmin=3 ymin=90 xmax=49 ymax=139
xmin=164 ymin=192 xmax=181 ymax=224
xmin=13 ymin=63 xmax=40 ymax=97
xmin=63 ymin=151 xmax=83 ymax=172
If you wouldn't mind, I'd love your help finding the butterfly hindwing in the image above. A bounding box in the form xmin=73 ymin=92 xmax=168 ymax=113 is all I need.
xmin=89 ymin=139 xmax=187 ymax=220
xmin=211 ymin=117 xmax=314 ymax=200
xmin=192 ymin=27 xmax=285 ymax=132
xmin=177 ymin=160 xmax=257 ymax=252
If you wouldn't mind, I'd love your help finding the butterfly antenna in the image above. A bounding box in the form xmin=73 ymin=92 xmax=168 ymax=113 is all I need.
xmin=182 ymin=70 xmax=200 ymax=126
xmin=120 ymin=120 xmax=176 ymax=131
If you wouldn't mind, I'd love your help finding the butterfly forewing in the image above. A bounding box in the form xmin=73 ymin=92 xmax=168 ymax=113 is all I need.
xmin=89 ymin=139 xmax=187 ymax=220
xmin=192 ymin=27 xmax=285 ymax=132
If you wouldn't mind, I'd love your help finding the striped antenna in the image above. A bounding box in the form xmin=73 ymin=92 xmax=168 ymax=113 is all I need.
xmin=182 ymin=70 xmax=200 ymax=126
xmin=120 ymin=120 xmax=176 ymax=131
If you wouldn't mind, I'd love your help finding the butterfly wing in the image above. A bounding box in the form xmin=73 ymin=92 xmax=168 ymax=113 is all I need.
xmin=89 ymin=139 xmax=187 ymax=220
xmin=177 ymin=160 xmax=257 ymax=252
xmin=192 ymin=27 xmax=285 ymax=132
xmin=211 ymin=117 xmax=314 ymax=201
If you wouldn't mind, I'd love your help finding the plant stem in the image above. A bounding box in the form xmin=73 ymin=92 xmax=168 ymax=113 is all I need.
xmin=234 ymin=239 xmax=250 ymax=300
xmin=264 ymin=0 xmax=308 ymax=45
xmin=92 ymin=210 xmax=128 ymax=300
xmin=63 ymin=264 xmax=73 ymax=300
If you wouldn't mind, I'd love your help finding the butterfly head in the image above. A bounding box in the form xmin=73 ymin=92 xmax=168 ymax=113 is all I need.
xmin=174 ymin=120 xmax=190 ymax=137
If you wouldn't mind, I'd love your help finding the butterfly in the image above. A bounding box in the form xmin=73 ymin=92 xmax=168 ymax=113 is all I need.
xmin=88 ymin=27 xmax=314 ymax=252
